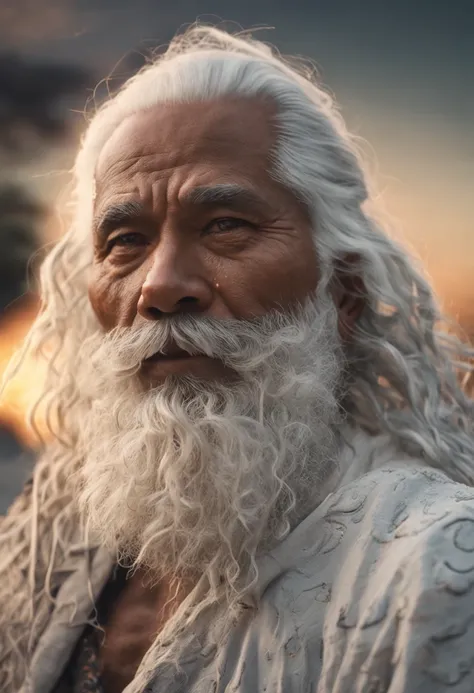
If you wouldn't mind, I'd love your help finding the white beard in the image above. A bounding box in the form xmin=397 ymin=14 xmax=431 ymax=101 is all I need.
xmin=75 ymin=296 xmax=345 ymax=597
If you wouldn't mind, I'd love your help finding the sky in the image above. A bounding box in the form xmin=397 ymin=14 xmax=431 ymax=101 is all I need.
xmin=0 ymin=0 xmax=473 ymax=325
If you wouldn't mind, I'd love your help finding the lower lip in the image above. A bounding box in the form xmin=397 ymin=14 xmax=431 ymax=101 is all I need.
xmin=141 ymin=353 xmax=214 ymax=371
xmin=139 ymin=353 xmax=232 ymax=382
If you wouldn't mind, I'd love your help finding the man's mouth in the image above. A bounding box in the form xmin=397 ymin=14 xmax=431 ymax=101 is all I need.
xmin=139 ymin=339 xmax=234 ymax=382
xmin=143 ymin=341 xmax=196 ymax=362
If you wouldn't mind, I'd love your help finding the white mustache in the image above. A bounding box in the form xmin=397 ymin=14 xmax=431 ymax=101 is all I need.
xmin=100 ymin=304 xmax=322 ymax=371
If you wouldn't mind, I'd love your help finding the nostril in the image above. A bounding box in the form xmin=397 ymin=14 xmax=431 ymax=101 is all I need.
xmin=144 ymin=297 xmax=198 ymax=320
xmin=147 ymin=306 xmax=163 ymax=320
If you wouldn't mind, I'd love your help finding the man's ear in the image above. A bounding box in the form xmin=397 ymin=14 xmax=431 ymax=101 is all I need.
xmin=330 ymin=253 xmax=366 ymax=342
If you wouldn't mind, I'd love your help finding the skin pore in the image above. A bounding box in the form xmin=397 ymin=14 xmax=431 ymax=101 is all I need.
xmin=88 ymin=97 xmax=363 ymax=692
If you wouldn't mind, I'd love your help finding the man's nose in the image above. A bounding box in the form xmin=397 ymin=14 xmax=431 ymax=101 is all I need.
xmin=137 ymin=242 xmax=213 ymax=320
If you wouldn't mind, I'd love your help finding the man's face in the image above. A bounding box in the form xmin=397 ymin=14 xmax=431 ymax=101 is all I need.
xmin=89 ymin=98 xmax=320 ymax=382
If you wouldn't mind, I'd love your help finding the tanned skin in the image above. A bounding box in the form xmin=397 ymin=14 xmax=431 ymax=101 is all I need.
xmin=89 ymin=98 xmax=364 ymax=692
xmin=98 ymin=568 xmax=195 ymax=692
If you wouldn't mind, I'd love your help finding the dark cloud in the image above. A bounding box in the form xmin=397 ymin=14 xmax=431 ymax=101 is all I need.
xmin=0 ymin=185 xmax=44 ymax=313
xmin=19 ymin=1 xmax=469 ymax=130
xmin=0 ymin=53 xmax=91 ymax=158
xmin=26 ymin=0 xmax=473 ymax=76
xmin=0 ymin=53 xmax=91 ymax=312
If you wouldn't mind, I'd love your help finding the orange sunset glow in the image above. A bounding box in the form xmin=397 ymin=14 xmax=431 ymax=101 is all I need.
xmin=0 ymin=299 xmax=46 ymax=447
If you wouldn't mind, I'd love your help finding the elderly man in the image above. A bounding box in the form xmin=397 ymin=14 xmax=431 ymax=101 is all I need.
xmin=1 ymin=26 xmax=473 ymax=693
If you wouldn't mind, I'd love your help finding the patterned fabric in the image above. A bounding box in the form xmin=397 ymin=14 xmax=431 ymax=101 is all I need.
xmin=70 ymin=627 xmax=104 ymax=693
xmin=52 ymin=626 xmax=103 ymax=693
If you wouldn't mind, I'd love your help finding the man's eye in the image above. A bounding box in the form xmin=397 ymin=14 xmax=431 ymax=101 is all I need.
xmin=205 ymin=217 xmax=254 ymax=234
xmin=108 ymin=232 xmax=147 ymax=249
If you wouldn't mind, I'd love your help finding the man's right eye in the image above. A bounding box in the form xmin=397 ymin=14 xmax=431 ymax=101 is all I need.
xmin=107 ymin=232 xmax=148 ymax=249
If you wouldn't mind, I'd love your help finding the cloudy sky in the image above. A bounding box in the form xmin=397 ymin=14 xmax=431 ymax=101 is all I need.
xmin=1 ymin=0 xmax=473 ymax=326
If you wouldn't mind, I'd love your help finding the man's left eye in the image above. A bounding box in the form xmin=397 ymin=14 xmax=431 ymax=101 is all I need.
xmin=205 ymin=217 xmax=254 ymax=234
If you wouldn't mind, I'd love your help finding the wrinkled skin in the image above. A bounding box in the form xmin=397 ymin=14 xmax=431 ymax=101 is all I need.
xmin=88 ymin=98 xmax=363 ymax=692
xmin=90 ymin=98 xmax=322 ymax=382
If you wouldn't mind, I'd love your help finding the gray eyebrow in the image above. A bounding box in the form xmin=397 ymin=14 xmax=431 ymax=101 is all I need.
xmin=94 ymin=200 xmax=146 ymax=239
xmin=94 ymin=184 xmax=270 ymax=240
xmin=181 ymin=183 xmax=270 ymax=213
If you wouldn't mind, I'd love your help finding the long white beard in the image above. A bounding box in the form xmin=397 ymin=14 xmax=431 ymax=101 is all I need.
xmin=75 ymin=296 xmax=345 ymax=596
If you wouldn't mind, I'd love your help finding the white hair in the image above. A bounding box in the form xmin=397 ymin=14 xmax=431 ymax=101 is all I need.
xmin=1 ymin=25 xmax=473 ymax=692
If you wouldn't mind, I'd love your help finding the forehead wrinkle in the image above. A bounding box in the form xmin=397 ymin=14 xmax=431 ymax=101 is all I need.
xmin=96 ymin=137 xmax=232 ymax=184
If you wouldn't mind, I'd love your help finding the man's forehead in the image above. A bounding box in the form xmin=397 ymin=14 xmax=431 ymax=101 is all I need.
xmin=94 ymin=97 xmax=276 ymax=182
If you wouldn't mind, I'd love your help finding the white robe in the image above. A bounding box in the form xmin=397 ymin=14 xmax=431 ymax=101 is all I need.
xmin=24 ymin=434 xmax=474 ymax=693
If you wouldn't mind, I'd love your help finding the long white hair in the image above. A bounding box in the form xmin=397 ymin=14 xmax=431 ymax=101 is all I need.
xmin=1 ymin=25 xmax=473 ymax=692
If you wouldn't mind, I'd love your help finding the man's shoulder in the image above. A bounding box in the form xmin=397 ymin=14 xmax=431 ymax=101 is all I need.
xmin=263 ymin=462 xmax=474 ymax=602
xmin=247 ymin=465 xmax=474 ymax=692
xmin=311 ymin=462 xmax=474 ymax=607
xmin=0 ymin=470 xmax=90 ymax=692
xmin=315 ymin=465 xmax=474 ymax=691
xmin=295 ymin=464 xmax=474 ymax=691
xmin=330 ymin=461 xmax=474 ymax=531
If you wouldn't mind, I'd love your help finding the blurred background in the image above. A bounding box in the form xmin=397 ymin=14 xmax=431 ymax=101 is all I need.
xmin=0 ymin=0 xmax=473 ymax=511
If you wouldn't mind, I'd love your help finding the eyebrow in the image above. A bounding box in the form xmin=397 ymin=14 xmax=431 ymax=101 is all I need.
xmin=94 ymin=183 xmax=271 ymax=240
xmin=94 ymin=200 xmax=147 ymax=240
xmin=181 ymin=183 xmax=270 ymax=214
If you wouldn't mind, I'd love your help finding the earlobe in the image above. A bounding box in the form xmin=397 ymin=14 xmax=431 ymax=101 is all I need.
xmin=337 ymin=291 xmax=365 ymax=341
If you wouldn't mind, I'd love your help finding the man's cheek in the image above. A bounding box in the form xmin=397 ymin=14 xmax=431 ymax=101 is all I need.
xmin=88 ymin=274 xmax=122 ymax=330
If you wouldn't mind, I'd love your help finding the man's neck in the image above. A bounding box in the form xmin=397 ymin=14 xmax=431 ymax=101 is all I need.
xmin=98 ymin=567 xmax=197 ymax=693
